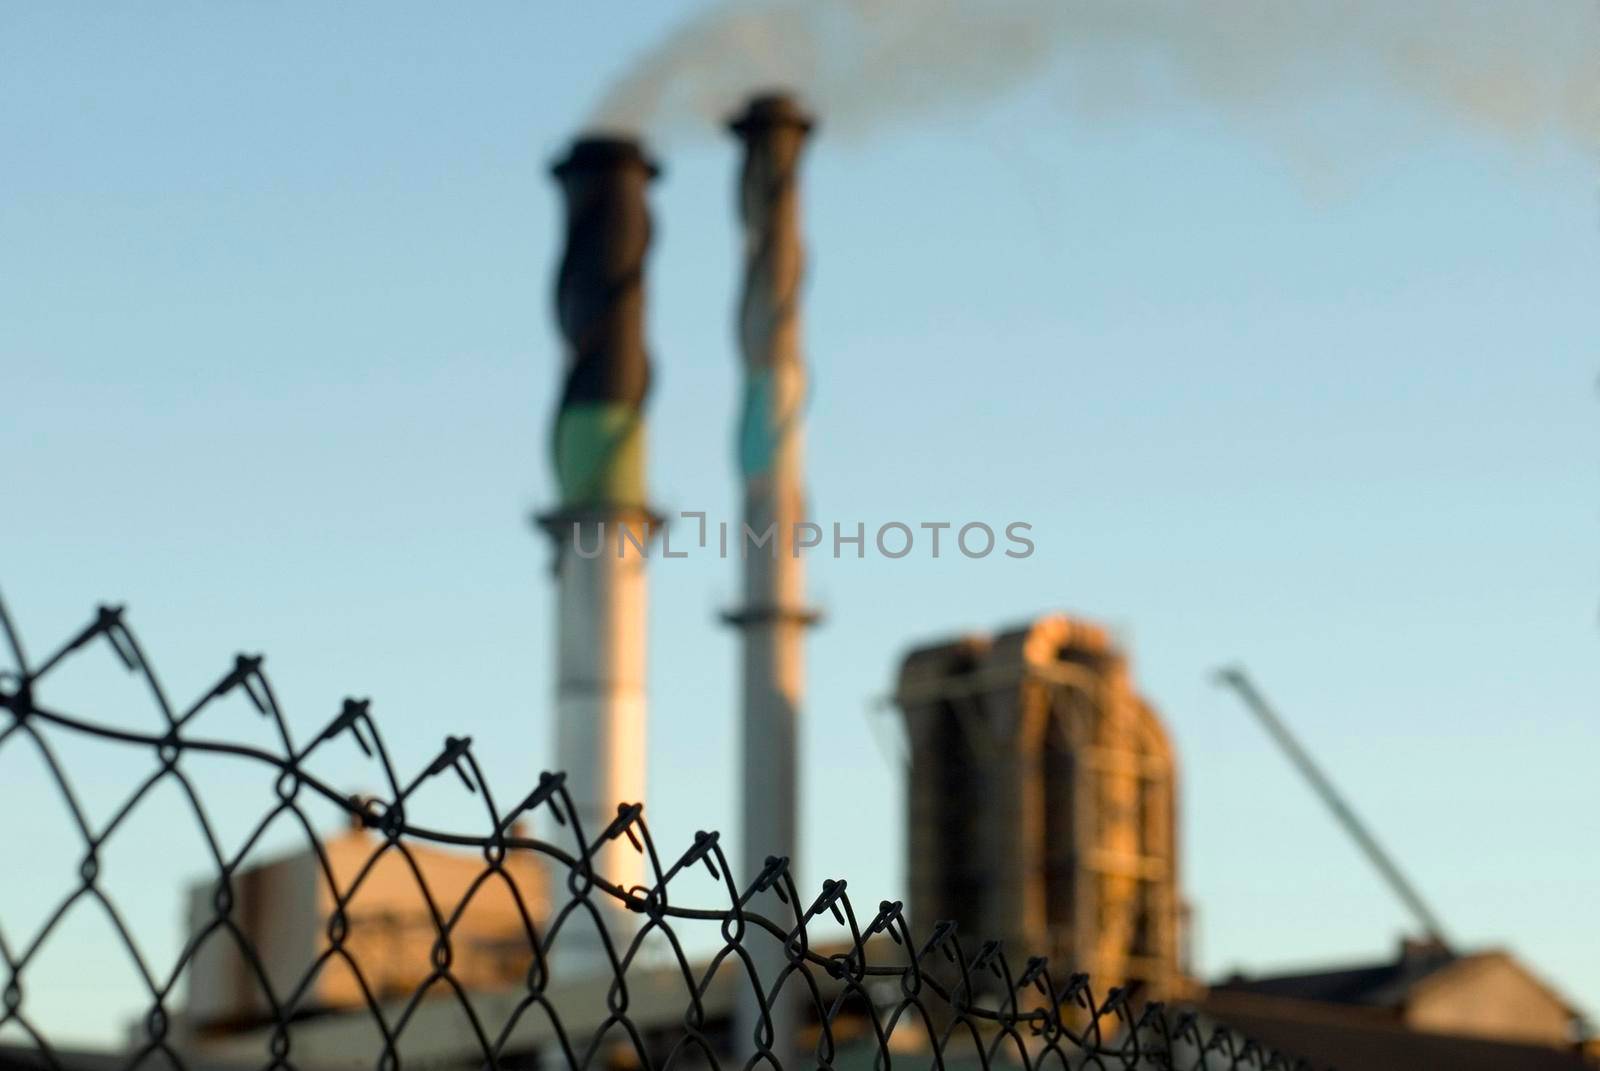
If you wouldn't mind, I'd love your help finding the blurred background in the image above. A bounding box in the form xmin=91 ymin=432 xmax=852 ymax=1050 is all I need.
xmin=2 ymin=0 xmax=1596 ymax=1057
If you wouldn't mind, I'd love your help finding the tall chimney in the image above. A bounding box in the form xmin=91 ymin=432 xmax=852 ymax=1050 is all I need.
xmin=724 ymin=92 xmax=817 ymax=1063
xmin=541 ymin=136 xmax=659 ymax=965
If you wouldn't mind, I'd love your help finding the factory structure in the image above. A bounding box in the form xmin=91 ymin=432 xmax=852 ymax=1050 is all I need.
xmin=170 ymin=92 xmax=843 ymax=1063
xmin=539 ymin=133 xmax=659 ymax=964
xmin=895 ymin=616 xmax=1183 ymax=1001
xmin=163 ymin=92 xmax=1595 ymax=1071
xmin=720 ymin=94 xmax=819 ymax=1066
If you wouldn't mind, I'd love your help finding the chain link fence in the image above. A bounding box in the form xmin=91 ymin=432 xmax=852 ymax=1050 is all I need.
xmin=0 ymin=594 xmax=1318 ymax=1071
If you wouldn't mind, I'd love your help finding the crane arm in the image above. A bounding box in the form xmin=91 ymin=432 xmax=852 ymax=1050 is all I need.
xmin=1214 ymin=666 xmax=1451 ymax=948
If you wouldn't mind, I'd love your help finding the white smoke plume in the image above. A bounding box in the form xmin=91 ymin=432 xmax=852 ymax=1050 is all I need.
xmin=590 ymin=0 xmax=1598 ymax=152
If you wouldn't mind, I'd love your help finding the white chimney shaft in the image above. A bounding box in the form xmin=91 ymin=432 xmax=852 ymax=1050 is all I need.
xmin=724 ymin=92 xmax=817 ymax=1066
xmin=541 ymin=135 xmax=660 ymax=969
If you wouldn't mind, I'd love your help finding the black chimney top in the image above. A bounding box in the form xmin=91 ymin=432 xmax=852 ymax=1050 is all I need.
xmin=728 ymin=92 xmax=815 ymax=137
xmin=551 ymin=136 xmax=659 ymax=179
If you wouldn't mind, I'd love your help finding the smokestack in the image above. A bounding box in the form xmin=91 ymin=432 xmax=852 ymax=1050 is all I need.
xmin=724 ymin=92 xmax=817 ymax=1064
xmin=541 ymin=135 xmax=659 ymax=965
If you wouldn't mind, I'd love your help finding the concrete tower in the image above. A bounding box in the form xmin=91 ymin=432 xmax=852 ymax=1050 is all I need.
xmin=724 ymin=93 xmax=817 ymax=1060
xmin=895 ymin=616 xmax=1184 ymax=1001
xmin=541 ymin=136 xmax=659 ymax=963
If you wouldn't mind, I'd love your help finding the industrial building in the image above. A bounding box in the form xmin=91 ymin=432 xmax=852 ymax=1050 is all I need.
xmin=154 ymin=84 xmax=1596 ymax=1068
xmin=170 ymin=95 xmax=828 ymax=1066
xmin=894 ymin=615 xmax=1183 ymax=1003
xmin=182 ymin=823 xmax=547 ymax=1033
xmin=1202 ymin=939 xmax=1594 ymax=1069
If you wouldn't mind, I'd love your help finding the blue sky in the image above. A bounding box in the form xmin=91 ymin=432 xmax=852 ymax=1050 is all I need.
xmin=2 ymin=1 xmax=1597 ymax=1044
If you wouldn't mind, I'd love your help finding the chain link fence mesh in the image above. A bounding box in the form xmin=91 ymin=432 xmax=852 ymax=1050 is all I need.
xmin=0 ymin=595 xmax=1319 ymax=1071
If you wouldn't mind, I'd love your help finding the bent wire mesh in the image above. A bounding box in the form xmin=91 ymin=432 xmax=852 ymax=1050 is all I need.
xmin=0 ymin=594 xmax=1318 ymax=1071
